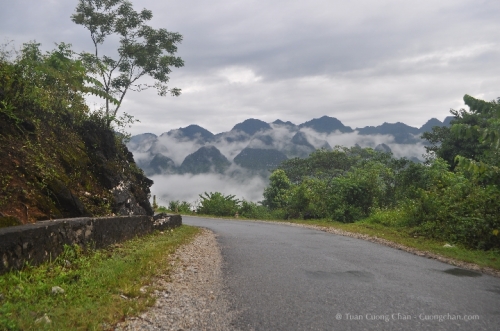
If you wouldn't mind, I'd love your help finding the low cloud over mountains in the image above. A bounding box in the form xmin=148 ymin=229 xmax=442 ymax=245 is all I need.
xmin=127 ymin=115 xmax=452 ymax=205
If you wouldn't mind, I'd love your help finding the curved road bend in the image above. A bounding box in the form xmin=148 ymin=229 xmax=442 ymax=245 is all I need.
xmin=183 ymin=217 xmax=500 ymax=331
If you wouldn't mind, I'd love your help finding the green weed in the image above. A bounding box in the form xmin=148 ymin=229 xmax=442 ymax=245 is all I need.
xmin=0 ymin=225 xmax=199 ymax=330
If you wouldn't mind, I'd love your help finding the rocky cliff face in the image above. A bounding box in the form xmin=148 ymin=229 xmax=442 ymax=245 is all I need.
xmin=0 ymin=115 xmax=153 ymax=226
xmin=0 ymin=51 xmax=154 ymax=228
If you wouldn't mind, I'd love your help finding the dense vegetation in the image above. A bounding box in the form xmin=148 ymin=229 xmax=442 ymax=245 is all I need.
xmin=168 ymin=95 xmax=499 ymax=250
xmin=0 ymin=41 xmax=153 ymax=224
xmin=0 ymin=0 xmax=185 ymax=225
xmin=265 ymin=95 xmax=499 ymax=249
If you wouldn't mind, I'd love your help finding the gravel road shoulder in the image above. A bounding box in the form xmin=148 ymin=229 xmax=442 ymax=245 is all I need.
xmin=114 ymin=228 xmax=238 ymax=331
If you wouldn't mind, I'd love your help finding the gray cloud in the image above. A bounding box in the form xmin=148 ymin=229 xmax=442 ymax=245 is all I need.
xmin=1 ymin=0 xmax=498 ymax=136
xmin=150 ymin=172 xmax=268 ymax=206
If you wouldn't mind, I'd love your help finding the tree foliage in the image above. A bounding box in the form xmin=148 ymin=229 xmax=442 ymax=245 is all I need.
xmin=71 ymin=0 xmax=184 ymax=126
xmin=451 ymin=95 xmax=500 ymax=185
xmin=422 ymin=94 xmax=496 ymax=170
xmin=262 ymin=169 xmax=291 ymax=209
xmin=0 ymin=42 xmax=97 ymax=126
xmin=197 ymin=192 xmax=240 ymax=216
xmin=260 ymin=120 xmax=500 ymax=250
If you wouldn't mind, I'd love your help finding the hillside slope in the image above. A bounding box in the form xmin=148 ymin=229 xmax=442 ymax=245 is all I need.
xmin=0 ymin=45 xmax=153 ymax=226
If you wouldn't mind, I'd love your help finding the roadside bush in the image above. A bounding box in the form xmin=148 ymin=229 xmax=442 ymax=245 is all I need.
xmin=402 ymin=159 xmax=500 ymax=249
xmin=155 ymin=205 xmax=168 ymax=213
xmin=238 ymin=200 xmax=271 ymax=219
xmin=168 ymin=200 xmax=192 ymax=213
xmin=197 ymin=192 xmax=240 ymax=216
xmin=364 ymin=208 xmax=407 ymax=227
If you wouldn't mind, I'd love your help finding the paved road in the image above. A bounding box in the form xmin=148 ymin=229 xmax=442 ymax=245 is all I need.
xmin=183 ymin=217 xmax=500 ymax=331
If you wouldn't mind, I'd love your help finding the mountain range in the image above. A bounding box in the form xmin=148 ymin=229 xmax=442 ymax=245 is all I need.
xmin=127 ymin=115 xmax=454 ymax=177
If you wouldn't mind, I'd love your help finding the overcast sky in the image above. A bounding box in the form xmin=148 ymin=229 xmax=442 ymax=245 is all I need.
xmin=1 ymin=0 xmax=499 ymax=135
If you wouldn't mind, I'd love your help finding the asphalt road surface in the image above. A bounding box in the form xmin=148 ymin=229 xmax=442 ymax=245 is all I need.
xmin=183 ymin=216 xmax=500 ymax=331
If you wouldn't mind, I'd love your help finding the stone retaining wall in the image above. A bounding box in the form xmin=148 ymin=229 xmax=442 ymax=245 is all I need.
xmin=0 ymin=214 xmax=181 ymax=275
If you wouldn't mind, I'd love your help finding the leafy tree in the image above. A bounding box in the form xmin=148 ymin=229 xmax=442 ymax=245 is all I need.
xmin=71 ymin=0 xmax=184 ymax=126
xmin=0 ymin=42 xmax=106 ymax=126
xmin=422 ymin=94 xmax=494 ymax=169
xmin=452 ymin=95 xmax=500 ymax=185
xmin=262 ymin=169 xmax=291 ymax=209
xmin=278 ymin=146 xmax=390 ymax=184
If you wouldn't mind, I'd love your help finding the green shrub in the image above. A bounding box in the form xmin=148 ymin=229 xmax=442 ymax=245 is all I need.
xmin=197 ymin=192 xmax=240 ymax=216
xmin=168 ymin=200 xmax=192 ymax=213
xmin=401 ymin=159 xmax=500 ymax=250
xmin=155 ymin=205 xmax=168 ymax=213
xmin=238 ymin=200 xmax=272 ymax=219
xmin=364 ymin=208 xmax=407 ymax=227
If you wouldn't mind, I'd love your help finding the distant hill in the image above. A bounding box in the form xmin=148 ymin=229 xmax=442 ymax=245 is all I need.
xmin=443 ymin=116 xmax=454 ymax=126
xmin=180 ymin=146 xmax=231 ymax=174
xmin=127 ymin=133 xmax=157 ymax=152
xmin=419 ymin=118 xmax=444 ymax=133
xmin=232 ymin=119 xmax=272 ymax=135
xmin=375 ymin=143 xmax=392 ymax=153
xmin=273 ymin=119 xmax=297 ymax=129
xmin=165 ymin=124 xmax=214 ymax=143
xmin=356 ymin=122 xmax=421 ymax=144
xmin=127 ymin=114 xmax=453 ymax=177
xmin=234 ymin=148 xmax=288 ymax=171
xmin=249 ymin=134 xmax=275 ymax=147
xmin=147 ymin=154 xmax=176 ymax=176
xmin=291 ymin=131 xmax=315 ymax=150
xmin=299 ymin=116 xmax=353 ymax=133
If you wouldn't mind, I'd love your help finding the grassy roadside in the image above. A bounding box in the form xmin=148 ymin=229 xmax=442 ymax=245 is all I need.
xmin=186 ymin=213 xmax=500 ymax=272
xmin=0 ymin=225 xmax=200 ymax=330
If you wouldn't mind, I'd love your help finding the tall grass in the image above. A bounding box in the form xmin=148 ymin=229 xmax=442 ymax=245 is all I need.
xmin=0 ymin=225 xmax=199 ymax=330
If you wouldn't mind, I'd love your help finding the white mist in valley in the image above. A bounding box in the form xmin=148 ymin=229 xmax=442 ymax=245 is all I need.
xmin=149 ymin=172 xmax=268 ymax=208
xmin=129 ymin=116 xmax=446 ymax=207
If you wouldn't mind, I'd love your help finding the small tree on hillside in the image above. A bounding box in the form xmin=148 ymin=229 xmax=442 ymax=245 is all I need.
xmin=71 ymin=0 xmax=184 ymax=127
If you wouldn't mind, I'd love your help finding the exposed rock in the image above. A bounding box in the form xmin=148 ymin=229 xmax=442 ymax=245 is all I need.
xmin=35 ymin=314 xmax=51 ymax=325
xmin=47 ymin=179 xmax=89 ymax=218
xmin=80 ymin=121 xmax=154 ymax=217
xmin=51 ymin=286 xmax=65 ymax=294
xmin=112 ymin=180 xmax=152 ymax=216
